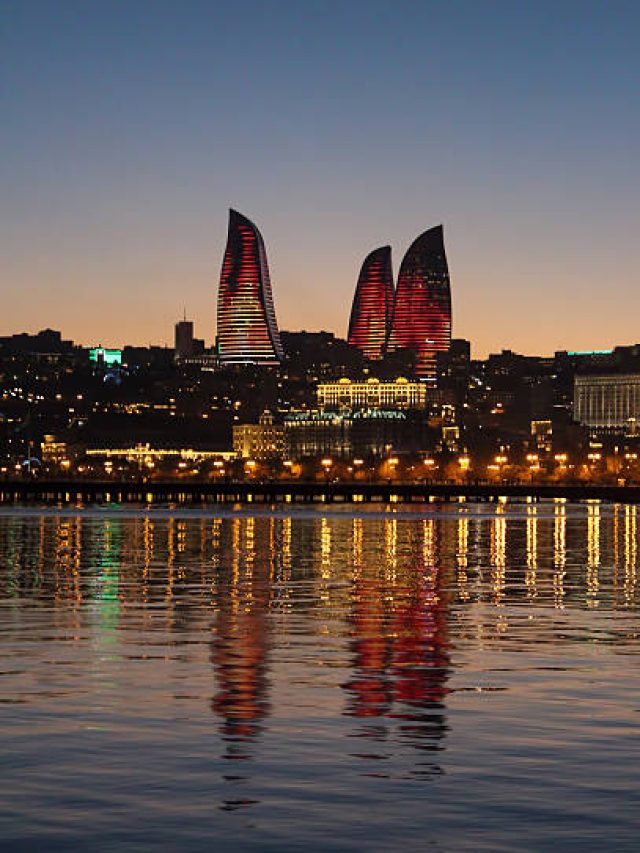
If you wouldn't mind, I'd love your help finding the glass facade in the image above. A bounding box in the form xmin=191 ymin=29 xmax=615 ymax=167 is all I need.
xmin=347 ymin=246 xmax=394 ymax=360
xmin=386 ymin=225 xmax=452 ymax=380
xmin=574 ymin=374 xmax=640 ymax=431
xmin=216 ymin=210 xmax=283 ymax=365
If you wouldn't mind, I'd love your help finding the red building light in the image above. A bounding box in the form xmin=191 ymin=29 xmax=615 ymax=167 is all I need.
xmin=347 ymin=246 xmax=394 ymax=360
xmin=216 ymin=209 xmax=283 ymax=365
xmin=386 ymin=225 xmax=452 ymax=380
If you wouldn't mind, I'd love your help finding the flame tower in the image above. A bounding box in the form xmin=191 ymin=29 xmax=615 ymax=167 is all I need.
xmin=347 ymin=246 xmax=394 ymax=360
xmin=386 ymin=225 xmax=451 ymax=379
xmin=216 ymin=210 xmax=283 ymax=365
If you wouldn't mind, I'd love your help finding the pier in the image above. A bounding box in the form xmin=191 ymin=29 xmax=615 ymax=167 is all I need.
xmin=1 ymin=479 xmax=640 ymax=505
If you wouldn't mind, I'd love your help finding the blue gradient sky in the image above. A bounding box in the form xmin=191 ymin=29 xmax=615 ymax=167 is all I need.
xmin=2 ymin=0 xmax=639 ymax=356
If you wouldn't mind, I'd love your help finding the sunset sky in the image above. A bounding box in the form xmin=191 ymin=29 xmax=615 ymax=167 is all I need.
xmin=2 ymin=0 xmax=639 ymax=356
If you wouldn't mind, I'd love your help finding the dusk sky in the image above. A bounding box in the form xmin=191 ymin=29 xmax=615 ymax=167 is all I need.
xmin=2 ymin=0 xmax=639 ymax=356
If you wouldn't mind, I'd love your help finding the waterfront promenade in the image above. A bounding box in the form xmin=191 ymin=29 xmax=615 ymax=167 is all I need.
xmin=1 ymin=479 xmax=640 ymax=505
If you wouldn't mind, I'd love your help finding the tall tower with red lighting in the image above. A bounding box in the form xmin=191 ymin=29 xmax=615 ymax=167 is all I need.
xmin=347 ymin=246 xmax=394 ymax=360
xmin=386 ymin=225 xmax=452 ymax=380
xmin=216 ymin=209 xmax=284 ymax=365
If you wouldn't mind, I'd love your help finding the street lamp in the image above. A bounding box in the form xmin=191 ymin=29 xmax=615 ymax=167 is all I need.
xmin=387 ymin=457 xmax=399 ymax=480
xmin=526 ymin=452 xmax=539 ymax=481
xmin=352 ymin=458 xmax=363 ymax=481
xmin=554 ymin=453 xmax=568 ymax=475
xmin=423 ymin=457 xmax=437 ymax=483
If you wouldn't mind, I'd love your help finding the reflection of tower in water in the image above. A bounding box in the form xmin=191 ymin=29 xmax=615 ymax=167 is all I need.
xmin=343 ymin=520 xmax=392 ymax=719
xmin=211 ymin=518 xmax=272 ymax=757
xmin=344 ymin=518 xmax=450 ymax=775
xmin=389 ymin=553 xmax=450 ymax=771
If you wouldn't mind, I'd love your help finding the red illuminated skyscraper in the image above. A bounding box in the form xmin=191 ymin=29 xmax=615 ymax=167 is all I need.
xmin=386 ymin=225 xmax=452 ymax=379
xmin=347 ymin=246 xmax=394 ymax=360
xmin=216 ymin=209 xmax=283 ymax=365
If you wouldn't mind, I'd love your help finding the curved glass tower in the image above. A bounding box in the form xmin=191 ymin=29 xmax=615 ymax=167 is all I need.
xmin=386 ymin=225 xmax=451 ymax=379
xmin=216 ymin=209 xmax=284 ymax=365
xmin=347 ymin=246 xmax=394 ymax=360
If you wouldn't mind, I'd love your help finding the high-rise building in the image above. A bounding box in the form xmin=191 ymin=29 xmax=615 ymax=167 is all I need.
xmin=347 ymin=246 xmax=394 ymax=360
xmin=216 ymin=209 xmax=283 ymax=365
xmin=386 ymin=225 xmax=452 ymax=380
xmin=174 ymin=319 xmax=194 ymax=361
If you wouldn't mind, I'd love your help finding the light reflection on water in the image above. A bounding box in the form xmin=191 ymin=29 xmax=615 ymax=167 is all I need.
xmin=1 ymin=502 xmax=639 ymax=851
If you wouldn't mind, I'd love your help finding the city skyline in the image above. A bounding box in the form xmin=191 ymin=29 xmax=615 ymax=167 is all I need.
xmin=4 ymin=200 xmax=639 ymax=362
xmin=2 ymin=1 xmax=639 ymax=356
xmin=3 ymin=4 xmax=640 ymax=849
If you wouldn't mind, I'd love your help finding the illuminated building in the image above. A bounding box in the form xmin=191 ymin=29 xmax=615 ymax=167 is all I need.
xmin=216 ymin=209 xmax=283 ymax=365
xmin=89 ymin=347 xmax=122 ymax=367
xmin=574 ymin=374 xmax=640 ymax=433
xmin=233 ymin=411 xmax=286 ymax=460
xmin=531 ymin=419 xmax=553 ymax=452
xmin=284 ymin=412 xmax=353 ymax=460
xmin=441 ymin=425 xmax=460 ymax=453
xmin=317 ymin=377 xmax=426 ymax=410
xmin=41 ymin=434 xmax=68 ymax=465
xmin=347 ymin=246 xmax=394 ymax=360
xmin=284 ymin=409 xmax=428 ymax=460
xmin=86 ymin=446 xmax=235 ymax=463
xmin=386 ymin=225 xmax=452 ymax=380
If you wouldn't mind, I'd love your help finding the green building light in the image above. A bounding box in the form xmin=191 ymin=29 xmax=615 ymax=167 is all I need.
xmin=89 ymin=347 xmax=122 ymax=366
